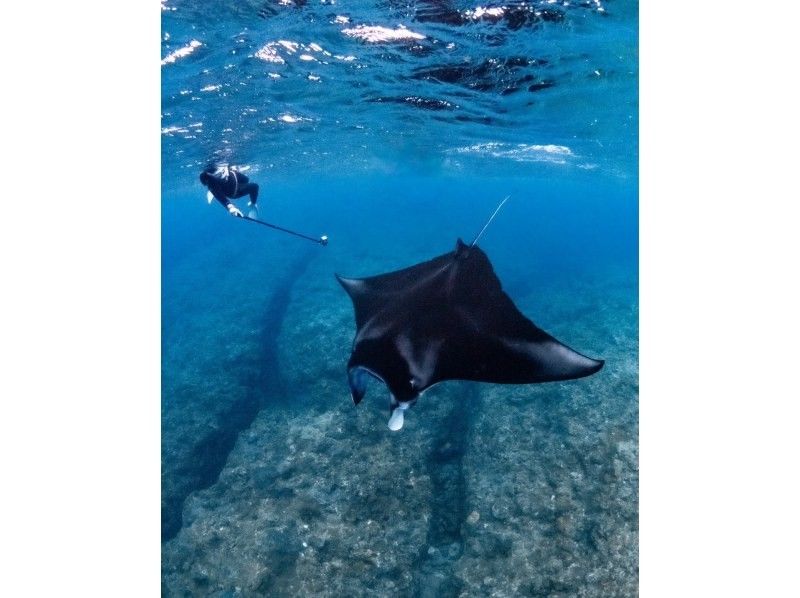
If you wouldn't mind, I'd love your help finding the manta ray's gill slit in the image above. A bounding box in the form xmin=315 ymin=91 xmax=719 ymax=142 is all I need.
xmin=412 ymin=382 xmax=481 ymax=595
xmin=161 ymin=249 xmax=317 ymax=542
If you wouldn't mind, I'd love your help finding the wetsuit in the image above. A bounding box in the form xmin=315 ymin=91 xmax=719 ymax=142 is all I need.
xmin=200 ymin=166 xmax=259 ymax=212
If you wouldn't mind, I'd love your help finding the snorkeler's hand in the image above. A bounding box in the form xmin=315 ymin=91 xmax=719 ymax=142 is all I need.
xmin=227 ymin=204 xmax=243 ymax=218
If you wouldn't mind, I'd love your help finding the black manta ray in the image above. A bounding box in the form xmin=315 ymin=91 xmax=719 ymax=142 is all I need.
xmin=336 ymin=238 xmax=604 ymax=431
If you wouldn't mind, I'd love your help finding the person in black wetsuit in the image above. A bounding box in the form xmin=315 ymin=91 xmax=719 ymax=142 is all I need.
xmin=199 ymin=163 xmax=259 ymax=218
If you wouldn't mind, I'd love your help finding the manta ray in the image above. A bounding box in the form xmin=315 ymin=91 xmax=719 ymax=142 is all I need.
xmin=336 ymin=238 xmax=604 ymax=430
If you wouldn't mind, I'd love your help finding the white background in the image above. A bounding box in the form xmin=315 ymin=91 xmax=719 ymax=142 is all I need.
xmin=1 ymin=1 xmax=798 ymax=595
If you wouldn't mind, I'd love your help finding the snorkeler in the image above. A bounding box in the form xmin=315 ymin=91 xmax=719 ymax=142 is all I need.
xmin=200 ymin=163 xmax=328 ymax=245
xmin=199 ymin=163 xmax=259 ymax=218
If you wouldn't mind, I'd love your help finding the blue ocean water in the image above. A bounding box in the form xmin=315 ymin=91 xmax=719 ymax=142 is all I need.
xmin=162 ymin=0 xmax=637 ymax=595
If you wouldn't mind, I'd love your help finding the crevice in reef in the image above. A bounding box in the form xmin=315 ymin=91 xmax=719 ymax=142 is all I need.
xmin=161 ymin=249 xmax=317 ymax=542
xmin=412 ymin=383 xmax=480 ymax=598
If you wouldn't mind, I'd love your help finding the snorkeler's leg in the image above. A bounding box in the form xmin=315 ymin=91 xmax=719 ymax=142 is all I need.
xmin=235 ymin=183 xmax=259 ymax=218
xmin=233 ymin=183 xmax=259 ymax=206
xmin=248 ymin=183 xmax=259 ymax=206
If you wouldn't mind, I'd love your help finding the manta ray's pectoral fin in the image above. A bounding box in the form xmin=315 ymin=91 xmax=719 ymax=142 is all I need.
xmin=335 ymin=274 xmax=366 ymax=298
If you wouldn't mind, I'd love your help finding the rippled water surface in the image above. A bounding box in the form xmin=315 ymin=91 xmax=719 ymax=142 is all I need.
xmin=162 ymin=0 xmax=636 ymax=178
xmin=162 ymin=1 xmax=638 ymax=595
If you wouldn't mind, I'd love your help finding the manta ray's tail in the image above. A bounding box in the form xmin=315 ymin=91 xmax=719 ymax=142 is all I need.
xmin=471 ymin=195 xmax=510 ymax=247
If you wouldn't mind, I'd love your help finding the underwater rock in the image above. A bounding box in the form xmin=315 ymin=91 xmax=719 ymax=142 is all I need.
xmin=161 ymin=239 xmax=317 ymax=541
xmin=162 ymin=255 xmax=638 ymax=596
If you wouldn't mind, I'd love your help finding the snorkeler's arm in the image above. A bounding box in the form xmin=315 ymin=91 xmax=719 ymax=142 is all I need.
xmin=205 ymin=177 xmax=242 ymax=216
xmin=212 ymin=191 xmax=231 ymax=209
xmin=213 ymin=192 xmax=242 ymax=217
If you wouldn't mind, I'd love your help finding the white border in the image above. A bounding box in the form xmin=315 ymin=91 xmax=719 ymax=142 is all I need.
xmin=2 ymin=0 xmax=798 ymax=595
xmin=642 ymin=1 xmax=799 ymax=595
xmin=2 ymin=1 xmax=159 ymax=594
